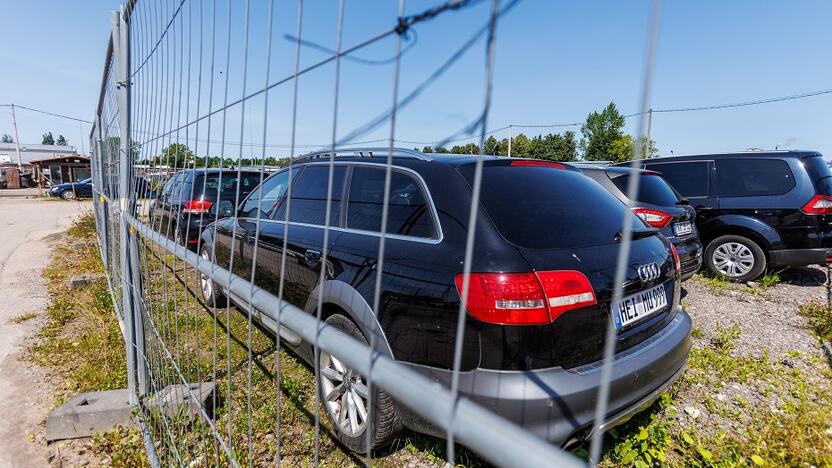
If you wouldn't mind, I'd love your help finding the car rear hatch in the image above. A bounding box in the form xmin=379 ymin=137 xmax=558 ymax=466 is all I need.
xmin=607 ymin=169 xmax=697 ymax=239
xmin=799 ymin=155 xmax=832 ymax=250
xmin=458 ymin=161 xmax=680 ymax=370
xmin=190 ymin=170 xmax=264 ymax=218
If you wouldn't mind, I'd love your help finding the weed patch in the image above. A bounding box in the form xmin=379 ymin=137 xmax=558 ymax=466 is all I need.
xmin=799 ymin=300 xmax=832 ymax=342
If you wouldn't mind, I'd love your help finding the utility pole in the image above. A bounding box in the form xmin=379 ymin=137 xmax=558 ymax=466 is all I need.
xmin=646 ymin=108 xmax=653 ymax=156
xmin=507 ymin=125 xmax=512 ymax=157
xmin=10 ymin=104 xmax=22 ymax=170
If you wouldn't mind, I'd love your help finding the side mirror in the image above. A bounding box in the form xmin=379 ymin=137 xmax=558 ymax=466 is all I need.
xmin=677 ymin=198 xmax=690 ymax=206
xmin=216 ymin=200 xmax=235 ymax=218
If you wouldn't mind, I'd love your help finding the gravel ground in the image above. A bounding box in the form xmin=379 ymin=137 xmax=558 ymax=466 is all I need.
xmin=684 ymin=266 xmax=829 ymax=359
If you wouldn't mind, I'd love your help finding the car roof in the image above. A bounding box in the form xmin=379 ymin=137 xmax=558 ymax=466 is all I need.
xmin=183 ymin=167 xmax=263 ymax=174
xmin=576 ymin=164 xmax=650 ymax=176
xmin=633 ymin=150 xmax=822 ymax=163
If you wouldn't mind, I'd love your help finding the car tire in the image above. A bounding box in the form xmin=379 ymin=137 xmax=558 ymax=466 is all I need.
xmin=705 ymin=235 xmax=766 ymax=282
xmin=199 ymin=248 xmax=227 ymax=308
xmin=60 ymin=190 xmax=75 ymax=200
xmin=318 ymin=313 xmax=401 ymax=453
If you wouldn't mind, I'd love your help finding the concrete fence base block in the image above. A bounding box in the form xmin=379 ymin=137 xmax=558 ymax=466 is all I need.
xmin=67 ymin=273 xmax=105 ymax=289
xmin=145 ymin=382 xmax=216 ymax=420
xmin=45 ymin=389 xmax=134 ymax=441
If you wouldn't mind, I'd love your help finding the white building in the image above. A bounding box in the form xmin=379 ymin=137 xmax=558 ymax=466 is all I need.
xmin=0 ymin=143 xmax=79 ymax=165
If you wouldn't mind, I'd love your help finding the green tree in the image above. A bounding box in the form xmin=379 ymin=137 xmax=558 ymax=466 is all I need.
xmin=580 ymin=102 xmax=625 ymax=161
xmin=530 ymin=130 xmax=578 ymax=161
xmin=608 ymin=135 xmax=659 ymax=163
xmin=160 ymin=143 xmax=193 ymax=168
xmin=421 ymin=146 xmax=434 ymax=153
xmin=56 ymin=135 xmax=68 ymax=146
xmin=1 ymin=134 xmax=13 ymax=143
xmin=508 ymin=133 xmax=532 ymax=156
xmin=42 ymin=132 xmax=55 ymax=145
xmin=450 ymin=143 xmax=479 ymax=154
xmin=483 ymin=135 xmax=500 ymax=155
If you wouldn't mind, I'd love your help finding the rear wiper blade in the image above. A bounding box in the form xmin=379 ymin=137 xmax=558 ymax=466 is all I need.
xmin=614 ymin=229 xmax=656 ymax=242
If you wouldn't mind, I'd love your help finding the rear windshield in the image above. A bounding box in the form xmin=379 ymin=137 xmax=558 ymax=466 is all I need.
xmin=193 ymin=172 xmax=263 ymax=198
xmin=803 ymin=156 xmax=832 ymax=195
xmin=610 ymin=173 xmax=680 ymax=206
xmin=460 ymin=164 xmax=645 ymax=250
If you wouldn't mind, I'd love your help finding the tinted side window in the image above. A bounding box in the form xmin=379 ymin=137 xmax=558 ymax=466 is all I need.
xmin=240 ymin=169 xmax=296 ymax=218
xmin=715 ymin=159 xmax=795 ymax=197
xmin=346 ymin=167 xmax=435 ymax=238
xmin=275 ymin=166 xmax=346 ymax=225
xmin=645 ymin=162 xmax=710 ymax=198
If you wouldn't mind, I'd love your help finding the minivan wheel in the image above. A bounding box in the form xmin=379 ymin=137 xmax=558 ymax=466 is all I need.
xmin=705 ymin=235 xmax=766 ymax=282
xmin=60 ymin=190 xmax=75 ymax=200
xmin=199 ymin=248 xmax=227 ymax=308
xmin=318 ymin=314 xmax=401 ymax=452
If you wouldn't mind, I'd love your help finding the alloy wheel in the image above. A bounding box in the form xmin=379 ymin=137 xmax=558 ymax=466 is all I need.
xmin=200 ymin=250 xmax=213 ymax=300
xmin=712 ymin=242 xmax=754 ymax=278
xmin=319 ymin=350 xmax=369 ymax=438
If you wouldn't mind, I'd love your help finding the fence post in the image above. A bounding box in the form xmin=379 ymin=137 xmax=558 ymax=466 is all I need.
xmin=113 ymin=7 xmax=141 ymax=404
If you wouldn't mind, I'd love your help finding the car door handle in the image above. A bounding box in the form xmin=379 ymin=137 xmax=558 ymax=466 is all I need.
xmin=305 ymin=249 xmax=322 ymax=260
xmin=246 ymin=236 xmax=256 ymax=245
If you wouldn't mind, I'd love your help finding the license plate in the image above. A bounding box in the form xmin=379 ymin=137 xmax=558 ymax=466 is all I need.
xmin=673 ymin=221 xmax=692 ymax=236
xmin=612 ymin=283 xmax=668 ymax=329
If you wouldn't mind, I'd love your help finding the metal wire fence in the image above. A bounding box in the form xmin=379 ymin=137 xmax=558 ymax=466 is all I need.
xmin=89 ymin=0 xmax=666 ymax=466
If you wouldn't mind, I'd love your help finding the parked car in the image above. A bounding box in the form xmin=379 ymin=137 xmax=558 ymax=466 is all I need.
xmin=153 ymin=168 xmax=264 ymax=248
xmin=198 ymin=148 xmax=692 ymax=451
xmin=48 ymin=178 xmax=93 ymax=199
xmin=577 ymin=165 xmax=703 ymax=280
xmin=624 ymin=151 xmax=832 ymax=282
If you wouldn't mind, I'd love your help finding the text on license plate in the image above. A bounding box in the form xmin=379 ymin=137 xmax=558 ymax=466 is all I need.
xmin=613 ymin=283 xmax=668 ymax=329
xmin=673 ymin=221 xmax=692 ymax=236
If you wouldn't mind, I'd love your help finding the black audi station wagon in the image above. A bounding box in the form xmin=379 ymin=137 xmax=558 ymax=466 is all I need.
xmin=199 ymin=148 xmax=692 ymax=451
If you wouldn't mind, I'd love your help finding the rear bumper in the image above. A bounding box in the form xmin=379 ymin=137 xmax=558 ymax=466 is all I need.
xmin=770 ymin=247 xmax=832 ymax=267
xmin=673 ymin=238 xmax=703 ymax=281
xmin=398 ymin=309 xmax=692 ymax=446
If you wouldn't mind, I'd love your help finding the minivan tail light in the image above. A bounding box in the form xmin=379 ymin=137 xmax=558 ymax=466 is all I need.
xmin=632 ymin=207 xmax=672 ymax=228
xmin=454 ymin=270 xmax=596 ymax=325
xmin=183 ymin=199 xmax=214 ymax=214
xmin=801 ymin=194 xmax=832 ymax=215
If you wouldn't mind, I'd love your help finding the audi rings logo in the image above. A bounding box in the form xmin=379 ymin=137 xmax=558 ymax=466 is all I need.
xmin=638 ymin=263 xmax=660 ymax=282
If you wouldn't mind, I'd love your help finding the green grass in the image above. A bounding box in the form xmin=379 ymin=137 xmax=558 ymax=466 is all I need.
xmin=758 ymin=271 xmax=782 ymax=289
xmin=799 ymin=300 xmax=832 ymax=342
xmin=697 ymin=273 xmax=731 ymax=295
xmin=583 ymin=320 xmax=832 ymax=467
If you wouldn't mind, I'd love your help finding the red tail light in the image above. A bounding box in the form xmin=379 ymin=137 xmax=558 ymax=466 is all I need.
xmin=454 ymin=270 xmax=596 ymax=325
xmin=510 ymin=160 xmax=566 ymax=169
xmin=183 ymin=199 xmax=214 ymax=214
xmin=633 ymin=208 xmax=672 ymax=228
xmin=801 ymin=194 xmax=832 ymax=215
xmin=670 ymin=244 xmax=681 ymax=275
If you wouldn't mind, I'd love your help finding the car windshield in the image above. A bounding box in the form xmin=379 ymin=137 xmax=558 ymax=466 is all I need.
xmin=610 ymin=173 xmax=680 ymax=206
xmin=460 ymin=164 xmax=647 ymax=250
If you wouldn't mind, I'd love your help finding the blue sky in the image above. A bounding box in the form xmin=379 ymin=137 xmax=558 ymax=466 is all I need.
xmin=1 ymin=0 xmax=830 ymax=160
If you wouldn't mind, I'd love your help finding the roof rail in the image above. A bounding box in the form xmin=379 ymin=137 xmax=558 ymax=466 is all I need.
xmin=293 ymin=147 xmax=430 ymax=162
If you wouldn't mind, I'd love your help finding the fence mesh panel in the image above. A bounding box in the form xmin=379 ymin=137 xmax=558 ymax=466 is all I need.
xmin=88 ymin=1 xmax=665 ymax=466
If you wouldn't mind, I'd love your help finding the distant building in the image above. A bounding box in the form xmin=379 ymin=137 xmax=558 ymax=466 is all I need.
xmin=0 ymin=143 xmax=79 ymax=165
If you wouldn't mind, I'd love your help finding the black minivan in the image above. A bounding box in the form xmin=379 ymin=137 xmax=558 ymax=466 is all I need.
xmin=578 ymin=165 xmax=702 ymax=280
xmin=199 ymin=149 xmax=692 ymax=451
xmin=626 ymin=151 xmax=832 ymax=282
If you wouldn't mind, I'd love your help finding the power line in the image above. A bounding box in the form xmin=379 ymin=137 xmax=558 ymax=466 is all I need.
xmin=1 ymin=103 xmax=93 ymax=124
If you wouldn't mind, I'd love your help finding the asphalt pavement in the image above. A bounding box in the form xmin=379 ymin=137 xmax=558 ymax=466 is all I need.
xmin=0 ymin=197 xmax=91 ymax=467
